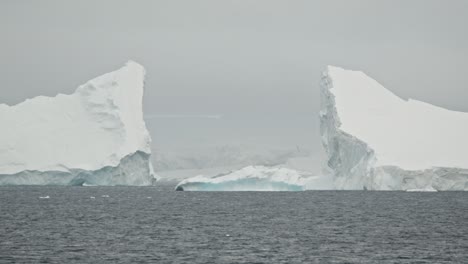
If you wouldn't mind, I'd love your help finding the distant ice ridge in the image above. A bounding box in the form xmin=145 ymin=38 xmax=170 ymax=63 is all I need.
xmin=320 ymin=66 xmax=468 ymax=191
xmin=175 ymin=164 xmax=333 ymax=191
xmin=0 ymin=61 xmax=156 ymax=186
xmin=154 ymin=145 xmax=311 ymax=171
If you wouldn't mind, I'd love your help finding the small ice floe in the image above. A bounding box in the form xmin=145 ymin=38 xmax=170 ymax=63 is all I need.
xmin=90 ymin=196 xmax=96 ymax=199
xmin=39 ymin=196 xmax=50 ymax=199
xmin=101 ymin=195 xmax=110 ymax=198
xmin=406 ymin=186 xmax=438 ymax=192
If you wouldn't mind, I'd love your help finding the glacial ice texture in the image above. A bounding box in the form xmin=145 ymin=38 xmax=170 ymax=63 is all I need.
xmin=175 ymin=165 xmax=332 ymax=191
xmin=320 ymin=66 xmax=468 ymax=191
xmin=0 ymin=61 xmax=156 ymax=185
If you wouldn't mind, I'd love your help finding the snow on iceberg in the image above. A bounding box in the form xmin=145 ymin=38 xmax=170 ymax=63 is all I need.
xmin=174 ymin=165 xmax=332 ymax=191
xmin=0 ymin=61 xmax=156 ymax=186
xmin=320 ymin=66 xmax=468 ymax=191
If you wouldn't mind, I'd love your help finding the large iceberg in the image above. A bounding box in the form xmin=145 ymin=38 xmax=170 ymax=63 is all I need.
xmin=320 ymin=66 xmax=468 ymax=191
xmin=0 ymin=61 xmax=156 ymax=186
xmin=174 ymin=165 xmax=332 ymax=191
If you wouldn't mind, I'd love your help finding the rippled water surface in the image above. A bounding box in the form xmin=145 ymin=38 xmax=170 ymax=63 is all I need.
xmin=1 ymin=185 xmax=467 ymax=263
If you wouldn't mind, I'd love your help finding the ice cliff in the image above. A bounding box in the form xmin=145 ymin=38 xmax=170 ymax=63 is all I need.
xmin=0 ymin=61 xmax=156 ymax=185
xmin=320 ymin=66 xmax=468 ymax=191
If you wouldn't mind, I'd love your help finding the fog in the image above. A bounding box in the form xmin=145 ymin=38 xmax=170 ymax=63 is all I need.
xmin=1 ymin=0 xmax=467 ymax=163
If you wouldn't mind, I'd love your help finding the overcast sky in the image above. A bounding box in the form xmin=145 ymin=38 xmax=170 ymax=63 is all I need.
xmin=1 ymin=0 xmax=467 ymax=156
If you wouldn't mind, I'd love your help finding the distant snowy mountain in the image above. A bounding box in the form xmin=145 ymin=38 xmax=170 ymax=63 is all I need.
xmin=0 ymin=61 xmax=156 ymax=185
xmin=157 ymin=146 xmax=328 ymax=189
xmin=320 ymin=66 xmax=468 ymax=191
xmin=153 ymin=145 xmax=312 ymax=171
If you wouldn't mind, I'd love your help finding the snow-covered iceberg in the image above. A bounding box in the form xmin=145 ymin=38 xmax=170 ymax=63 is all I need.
xmin=0 ymin=61 xmax=156 ymax=186
xmin=320 ymin=66 xmax=468 ymax=191
xmin=175 ymin=165 xmax=332 ymax=191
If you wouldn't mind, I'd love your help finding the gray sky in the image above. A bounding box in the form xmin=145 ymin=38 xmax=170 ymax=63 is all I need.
xmin=1 ymin=0 xmax=468 ymax=156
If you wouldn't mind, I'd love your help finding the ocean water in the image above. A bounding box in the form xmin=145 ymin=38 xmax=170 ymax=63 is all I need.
xmin=0 ymin=184 xmax=467 ymax=263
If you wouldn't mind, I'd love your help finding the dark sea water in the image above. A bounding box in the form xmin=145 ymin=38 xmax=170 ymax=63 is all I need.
xmin=0 ymin=184 xmax=467 ymax=264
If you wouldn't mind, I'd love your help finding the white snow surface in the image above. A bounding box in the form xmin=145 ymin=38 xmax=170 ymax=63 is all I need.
xmin=0 ymin=61 xmax=156 ymax=185
xmin=175 ymin=165 xmax=333 ymax=191
xmin=320 ymin=66 xmax=468 ymax=190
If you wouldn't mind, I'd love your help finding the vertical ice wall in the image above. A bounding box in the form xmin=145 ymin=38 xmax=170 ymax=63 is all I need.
xmin=320 ymin=66 xmax=468 ymax=191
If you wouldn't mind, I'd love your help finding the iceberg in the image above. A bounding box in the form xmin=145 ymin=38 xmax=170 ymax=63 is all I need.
xmin=175 ymin=165 xmax=332 ymax=191
xmin=320 ymin=66 xmax=468 ymax=191
xmin=0 ymin=61 xmax=156 ymax=186
xmin=406 ymin=187 xmax=438 ymax=192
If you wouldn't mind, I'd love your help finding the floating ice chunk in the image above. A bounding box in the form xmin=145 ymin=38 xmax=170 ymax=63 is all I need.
xmin=175 ymin=165 xmax=328 ymax=191
xmin=406 ymin=186 xmax=438 ymax=192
